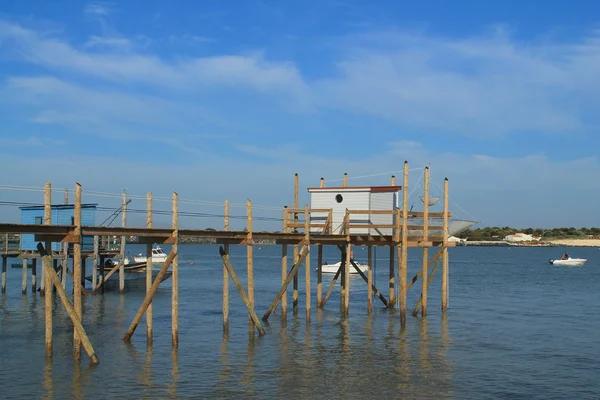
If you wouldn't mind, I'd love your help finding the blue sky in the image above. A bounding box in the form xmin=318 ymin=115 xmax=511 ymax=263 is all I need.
xmin=1 ymin=0 xmax=599 ymax=230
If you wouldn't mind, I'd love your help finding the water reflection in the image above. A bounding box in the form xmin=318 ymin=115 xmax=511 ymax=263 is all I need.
xmin=42 ymin=359 xmax=53 ymax=400
xmin=168 ymin=348 xmax=180 ymax=398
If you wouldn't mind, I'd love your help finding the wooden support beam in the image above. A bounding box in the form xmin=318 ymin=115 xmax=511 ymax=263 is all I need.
xmin=344 ymin=243 xmax=351 ymax=314
xmin=37 ymin=243 xmax=99 ymax=364
xmin=280 ymin=207 xmax=288 ymax=318
xmin=406 ymin=247 xmax=443 ymax=291
xmin=293 ymin=174 xmax=299 ymax=315
xmin=146 ymin=192 xmax=153 ymax=344
xmin=388 ymin=246 xmax=394 ymax=307
xmin=119 ymin=192 xmax=127 ymax=294
xmin=413 ymin=258 xmax=440 ymax=317
xmin=304 ymin=205 xmax=311 ymax=321
xmin=95 ymin=259 xmax=124 ymax=291
xmin=123 ymin=249 xmax=177 ymax=341
xmin=262 ymin=245 xmax=309 ymax=321
xmin=223 ymin=200 xmax=229 ymax=335
xmin=317 ymin=243 xmax=323 ymax=309
xmin=44 ymin=182 xmax=52 ymax=358
xmin=21 ymin=258 xmax=27 ymax=294
xmin=400 ymin=161 xmax=409 ymax=326
xmin=172 ymin=192 xmax=179 ymax=347
xmin=65 ymin=267 xmax=89 ymax=296
xmin=421 ymin=167 xmax=429 ymax=318
xmin=1 ymin=256 xmax=6 ymax=294
xmin=367 ymin=246 xmax=373 ymax=313
xmin=336 ymin=245 xmax=388 ymax=307
xmin=442 ymin=178 xmax=449 ymax=312
xmin=219 ymin=246 xmax=266 ymax=335
xmin=320 ymin=263 xmax=342 ymax=308
xmin=92 ymin=236 xmax=99 ymax=294
xmin=31 ymin=258 xmax=37 ymax=293
xmin=73 ymin=183 xmax=82 ymax=360
xmin=247 ymin=199 xmax=254 ymax=334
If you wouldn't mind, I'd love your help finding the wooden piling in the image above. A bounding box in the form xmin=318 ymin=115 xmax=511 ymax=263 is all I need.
xmin=304 ymin=205 xmax=311 ymax=321
xmin=32 ymin=258 xmax=37 ymax=293
xmin=73 ymin=183 xmax=82 ymax=360
xmin=367 ymin=246 xmax=373 ymax=313
xmin=293 ymin=174 xmax=299 ymax=315
xmin=92 ymin=236 xmax=99 ymax=294
xmin=280 ymin=207 xmax=288 ymax=318
xmin=146 ymin=192 xmax=153 ymax=345
xmin=442 ymin=178 xmax=449 ymax=312
xmin=344 ymin=243 xmax=351 ymax=314
xmin=388 ymin=247 xmax=394 ymax=307
xmin=343 ymin=173 xmax=348 ymax=187
xmin=421 ymin=167 xmax=429 ymax=318
xmin=223 ymin=200 xmax=229 ymax=334
xmin=316 ymin=243 xmax=323 ymax=309
xmin=124 ymin=250 xmax=176 ymax=342
xmin=172 ymin=192 xmax=179 ymax=347
xmin=37 ymin=243 xmax=99 ymax=364
xmin=120 ymin=192 xmax=127 ymax=294
xmin=21 ymin=258 xmax=27 ymax=294
xmin=1 ymin=256 xmax=6 ymax=294
xmin=400 ymin=161 xmax=409 ymax=326
xmin=246 ymin=199 xmax=254 ymax=334
xmin=219 ymin=247 xmax=266 ymax=335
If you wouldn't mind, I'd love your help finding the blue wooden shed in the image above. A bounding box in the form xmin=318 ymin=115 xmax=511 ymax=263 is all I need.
xmin=19 ymin=204 xmax=98 ymax=251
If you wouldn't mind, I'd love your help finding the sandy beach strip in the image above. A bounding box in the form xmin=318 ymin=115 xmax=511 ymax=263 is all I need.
xmin=545 ymin=239 xmax=600 ymax=247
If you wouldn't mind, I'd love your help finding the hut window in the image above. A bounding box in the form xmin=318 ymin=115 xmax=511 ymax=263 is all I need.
xmin=35 ymin=216 xmax=43 ymax=225
xmin=335 ymin=194 xmax=344 ymax=203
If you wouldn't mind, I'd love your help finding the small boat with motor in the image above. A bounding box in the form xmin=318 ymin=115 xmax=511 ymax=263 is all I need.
xmin=549 ymin=252 xmax=587 ymax=266
xmin=131 ymin=245 xmax=168 ymax=263
xmin=318 ymin=261 xmax=369 ymax=274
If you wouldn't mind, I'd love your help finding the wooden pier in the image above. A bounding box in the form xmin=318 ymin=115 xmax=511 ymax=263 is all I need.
xmin=0 ymin=161 xmax=454 ymax=365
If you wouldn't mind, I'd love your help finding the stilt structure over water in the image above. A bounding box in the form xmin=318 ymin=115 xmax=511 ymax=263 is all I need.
xmin=0 ymin=161 xmax=462 ymax=364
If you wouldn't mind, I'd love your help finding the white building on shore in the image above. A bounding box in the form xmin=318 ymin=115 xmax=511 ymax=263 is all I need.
xmin=504 ymin=233 xmax=541 ymax=242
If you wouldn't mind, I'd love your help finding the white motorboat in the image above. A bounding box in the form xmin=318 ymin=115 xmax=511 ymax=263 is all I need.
xmin=318 ymin=261 xmax=369 ymax=275
xmin=549 ymin=257 xmax=587 ymax=267
xmin=131 ymin=245 xmax=168 ymax=263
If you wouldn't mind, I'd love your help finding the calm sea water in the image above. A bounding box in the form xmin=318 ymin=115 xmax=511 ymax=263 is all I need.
xmin=1 ymin=244 xmax=599 ymax=399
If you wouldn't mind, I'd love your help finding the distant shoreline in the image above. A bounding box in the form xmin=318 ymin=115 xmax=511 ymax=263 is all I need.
xmin=461 ymin=238 xmax=600 ymax=247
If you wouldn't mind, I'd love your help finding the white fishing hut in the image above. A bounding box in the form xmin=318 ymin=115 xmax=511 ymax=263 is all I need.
xmin=307 ymin=185 xmax=402 ymax=235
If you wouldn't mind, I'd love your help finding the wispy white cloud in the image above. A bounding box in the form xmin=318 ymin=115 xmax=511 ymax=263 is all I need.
xmin=84 ymin=35 xmax=131 ymax=50
xmin=84 ymin=1 xmax=113 ymax=17
xmin=0 ymin=20 xmax=310 ymax=108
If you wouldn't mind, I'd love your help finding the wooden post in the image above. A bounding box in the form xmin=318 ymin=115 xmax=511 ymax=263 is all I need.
xmin=388 ymin=247 xmax=394 ymax=307
xmin=73 ymin=183 xmax=82 ymax=360
xmin=1 ymin=256 xmax=6 ymax=294
xmin=293 ymin=173 xmax=299 ymax=315
xmin=246 ymin=199 xmax=254 ymax=334
xmin=367 ymin=246 xmax=373 ymax=313
xmin=304 ymin=205 xmax=311 ymax=321
xmin=172 ymin=192 xmax=179 ymax=347
xmin=442 ymin=178 xmax=449 ymax=312
xmin=339 ymin=244 xmax=345 ymax=312
xmin=344 ymin=243 xmax=351 ymax=314
xmin=123 ymin=250 xmax=177 ymax=341
xmin=400 ymin=161 xmax=409 ymax=326
xmin=21 ymin=258 xmax=27 ymax=294
xmin=262 ymin=246 xmax=309 ymax=321
xmin=421 ymin=167 xmax=429 ymax=318
xmin=343 ymin=173 xmax=348 ymax=187
xmin=99 ymin=255 xmax=105 ymax=293
xmin=281 ymin=207 xmax=288 ymax=318
xmin=119 ymin=192 xmax=127 ymax=293
xmin=223 ymin=200 xmax=230 ymax=334
xmin=316 ymin=243 xmax=323 ymax=308
xmin=320 ymin=177 xmax=325 ymax=188
xmin=64 ymin=188 xmax=68 ymax=204
xmin=92 ymin=236 xmax=99 ymax=294
xmin=391 ymin=175 xmax=396 ymax=186
xmin=219 ymin=247 xmax=266 ymax=335
xmin=32 ymin=258 xmax=37 ymax=293
xmin=61 ymin=243 xmax=67 ymax=289
xmin=146 ymin=192 xmax=153 ymax=345
xmin=37 ymin=243 xmax=99 ymax=364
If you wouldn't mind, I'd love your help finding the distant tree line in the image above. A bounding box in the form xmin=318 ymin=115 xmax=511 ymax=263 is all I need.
xmin=455 ymin=227 xmax=600 ymax=241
